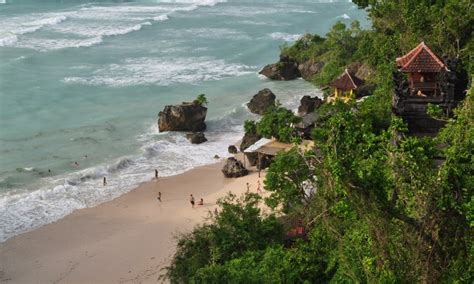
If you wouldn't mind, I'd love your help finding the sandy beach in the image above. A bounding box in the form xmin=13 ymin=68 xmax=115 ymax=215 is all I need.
xmin=0 ymin=161 xmax=267 ymax=283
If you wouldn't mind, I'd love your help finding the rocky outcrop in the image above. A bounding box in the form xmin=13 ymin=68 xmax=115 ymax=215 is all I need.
xmin=186 ymin=132 xmax=207 ymax=144
xmin=222 ymin=157 xmax=248 ymax=178
xmin=298 ymin=60 xmax=324 ymax=80
xmin=259 ymin=55 xmax=300 ymax=81
xmin=346 ymin=62 xmax=373 ymax=81
xmin=228 ymin=145 xmax=238 ymax=154
xmin=158 ymin=102 xmax=207 ymax=132
xmin=240 ymin=133 xmax=261 ymax=166
xmin=297 ymin=95 xmax=323 ymax=116
xmin=247 ymin=88 xmax=276 ymax=115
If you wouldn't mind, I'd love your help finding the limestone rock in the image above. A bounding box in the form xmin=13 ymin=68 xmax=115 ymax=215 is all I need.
xmin=298 ymin=60 xmax=324 ymax=80
xmin=186 ymin=132 xmax=207 ymax=144
xmin=259 ymin=55 xmax=300 ymax=81
xmin=247 ymin=88 xmax=276 ymax=115
xmin=158 ymin=102 xmax=207 ymax=132
xmin=297 ymin=95 xmax=323 ymax=116
xmin=222 ymin=157 xmax=248 ymax=178
xmin=228 ymin=145 xmax=238 ymax=154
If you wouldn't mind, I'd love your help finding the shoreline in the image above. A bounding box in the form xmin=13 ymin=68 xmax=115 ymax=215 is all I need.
xmin=0 ymin=160 xmax=267 ymax=283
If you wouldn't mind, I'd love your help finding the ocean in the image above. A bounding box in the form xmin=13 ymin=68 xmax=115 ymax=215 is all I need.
xmin=0 ymin=0 xmax=367 ymax=242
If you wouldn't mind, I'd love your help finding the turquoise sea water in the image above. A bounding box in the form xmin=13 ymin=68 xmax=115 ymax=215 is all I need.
xmin=0 ymin=0 xmax=367 ymax=241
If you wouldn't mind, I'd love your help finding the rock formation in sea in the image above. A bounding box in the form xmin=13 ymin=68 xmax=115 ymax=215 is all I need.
xmin=158 ymin=102 xmax=207 ymax=132
xmin=222 ymin=157 xmax=248 ymax=178
xmin=247 ymin=88 xmax=276 ymax=115
xmin=186 ymin=132 xmax=207 ymax=144
xmin=259 ymin=55 xmax=300 ymax=81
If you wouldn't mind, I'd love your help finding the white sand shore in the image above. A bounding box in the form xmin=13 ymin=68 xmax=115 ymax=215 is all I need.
xmin=0 ymin=161 xmax=267 ymax=283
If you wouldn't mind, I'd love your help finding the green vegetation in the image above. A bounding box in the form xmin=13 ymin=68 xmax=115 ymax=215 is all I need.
xmin=165 ymin=1 xmax=473 ymax=282
xmin=255 ymin=105 xmax=301 ymax=143
xmin=243 ymin=120 xmax=257 ymax=135
xmin=195 ymin=94 xmax=208 ymax=106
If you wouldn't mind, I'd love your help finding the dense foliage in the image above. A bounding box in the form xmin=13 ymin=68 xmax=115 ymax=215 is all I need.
xmin=255 ymin=105 xmax=301 ymax=143
xmin=165 ymin=1 xmax=473 ymax=282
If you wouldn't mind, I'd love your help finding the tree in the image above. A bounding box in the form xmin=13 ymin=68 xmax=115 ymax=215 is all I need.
xmin=264 ymin=148 xmax=316 ymax=211
xmin=164 ymin=193 xmax=283 ymax=282
xmin=256 ymin=106 xmax=301 ymax=143
xmin=195 ymin=93 xmax=208 ymax=106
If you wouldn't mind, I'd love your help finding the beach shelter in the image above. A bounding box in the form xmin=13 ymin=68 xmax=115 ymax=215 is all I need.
xmin=328 ymin=69 xmax=364 ymax=103
xmin=244 ymin=138 xmax=314 ymax=177
xmin=244 ymin=138 xmax=290 ymax=177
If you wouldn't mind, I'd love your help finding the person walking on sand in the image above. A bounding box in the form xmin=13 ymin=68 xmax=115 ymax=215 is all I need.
xmin=103 ymin=176 xmax=107 ymax=186
xmin=155 ymin=169 xmax=159 ymax=180
xmin=157 ymin=191 xmax=162 ymax=202
xmin=246 ymin=182 xmax=250 ymax=193
xmin=190 ymin=194 xmax=195 ymax=208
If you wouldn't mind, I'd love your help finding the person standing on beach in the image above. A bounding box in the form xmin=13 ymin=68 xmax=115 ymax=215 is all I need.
xmin=155 ymin=169 xmax=159 ymax=180
xmin=246 ymin=182 xmax=250 ymax=193
xmin=257 ymin=180 xmax=262 ymax=194
xmin=190 ymin=194 xmax=195 ymax=208
xmin=157 ymin=192 xmax=162 ymax=202
xmin=103 ymin=176 xmax=107 ymax=186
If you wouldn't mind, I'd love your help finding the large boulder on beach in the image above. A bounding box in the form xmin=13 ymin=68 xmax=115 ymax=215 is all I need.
xmin=247 ymin=88 xmax=276 ymax=115
xmin=297 ymin=95 xmax=323 ymax=116
xmin=158 ymin=102 xmax=207 ymax=132
xmin=222 ymin=157 xmax=248 ymax=178
xmin=259 ymin=55 xmax=300 ymax=81
xmin=228 ymin=145 xmax=238 ymax=154
xmin=186 ymin=132 xmax=207 ymax=144
xmin=298 ymin=60 xmax=324 ymax=81
xmin=240 ymin=133 xmax=261 ymax=166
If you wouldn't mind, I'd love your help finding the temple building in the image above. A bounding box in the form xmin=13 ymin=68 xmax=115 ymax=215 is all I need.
xmin=396 ymin=41 xmax=448 ymax=97
xmin=393 ymin=42 xmax=460 ymax=134
xmin=327 ymin=69 xmax=365 ymax=103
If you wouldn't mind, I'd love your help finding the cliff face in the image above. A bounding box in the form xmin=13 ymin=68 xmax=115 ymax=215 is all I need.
xmin=158 ymin=102 xmax=207 ymax=132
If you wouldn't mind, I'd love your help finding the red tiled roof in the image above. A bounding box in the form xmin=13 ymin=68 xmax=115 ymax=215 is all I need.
xmin=329 ymin=69 xmax=364 ymax=91
xmin=396 ymin=42 xmax=447 ymax=73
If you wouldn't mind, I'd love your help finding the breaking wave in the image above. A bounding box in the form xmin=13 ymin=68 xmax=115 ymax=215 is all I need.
xmin=63 ymin=57 xmax=256 ymax=87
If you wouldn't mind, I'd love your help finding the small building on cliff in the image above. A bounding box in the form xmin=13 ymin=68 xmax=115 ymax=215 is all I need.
xmin=392 ymin=42 xmax=460 ymax=134
xmin=327 ymin=69 xmax=365 ymax=103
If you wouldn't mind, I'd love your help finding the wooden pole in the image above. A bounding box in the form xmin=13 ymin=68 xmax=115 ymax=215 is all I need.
xmin=258 ymin=152 xmax=261 ymax=178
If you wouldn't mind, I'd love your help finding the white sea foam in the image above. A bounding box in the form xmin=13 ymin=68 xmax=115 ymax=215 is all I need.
xmin=0 ymin=0 xmax=226 ymax=51
xmin=157 ymin=0 xmax=227 ymax=6
xmin=0 ymin=13 xmax=70 ymax=47
xmin=339 ymin=13 xmax=351 ymax=19
xmin=165 ymin=27 xmax=251 ymax=40
xmin=154 ymin=14 xmax=170 ymax=21
xmin=0 ymin=114 xmax=242 ymax=242
xmin=63 ymin=57 xmax=256 ymax=87
xmin=0 ymin=34 xmax=18 ymax=47
xmin=270 ymin=32 xmax=302 ymax=42
xmin=15 ymin=36 xmax=103 ymax=51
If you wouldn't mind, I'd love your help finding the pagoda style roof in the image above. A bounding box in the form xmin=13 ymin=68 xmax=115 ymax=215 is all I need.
xmin=396 ymin=42 xmax=447 ymax=73
xmin=329 ymin=69 xmax=364 ymax=91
